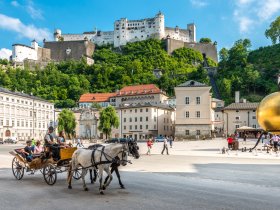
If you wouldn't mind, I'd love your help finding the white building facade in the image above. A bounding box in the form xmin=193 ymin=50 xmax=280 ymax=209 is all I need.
xmin=117 ymin=103 xmax=175 ymax=140
xmin=54 ymin=12 xmax=196 ymax=47
xmin=174 ymin=80 xmax=214 ymax=139
xmin=0 ymin=87 xmax=54 ymax=141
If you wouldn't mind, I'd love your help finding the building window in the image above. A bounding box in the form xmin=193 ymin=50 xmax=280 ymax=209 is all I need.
xmin=196 ymin=130 xmax=200 ymax=135
xmin=124 ymin=126 xmax=126 ymax=130
xmin=252 ymin=116 xmax=256 ymax=119
xmin=135 ymin=125 xmax=137 ymax=129
xmin=0 ymin=119 xmax=3 ymax=126
xmin=12 ymin=120 xmax=14 ymax=127
xmin=236 ymin=116 xmax=240 ymax=120
xmin=196 ymin=97 xmax=200 ymax=105
xmin=30 ymin=122 xmax=32 ymax=127
xmin=30 ymin=111 xmax=32 ymax=117
xmin=252 ymin=124 xmax=256 ymax=128
xmin=124 ymin=118 xmax=126 ymax=122
xmin=196 ymin=111 xmax=200 ymax=118
xmin=185 ymin=111 xmax=189 ymax=118
xmin=146 ymin=117 xmax=148 ymax=121
xmin=6 ymin=120 xmax=9 ymax=126
xmin=26 ymin=122 xmax=28 ymax=127
xmin=140 ymin=109 xmax=143 ymax=112
xmin=235 ymin=125 xmax=240 ymax=129
xmin=135 ymin=109 xmax=137 ymax=113
xmin=154 ymin=116 xmax=156 ymax=122
xmin=164 ymin=125 xmax=166 ymax=131
xmin=185 ymin=130 xmax=189 ymax=135
xmin=17 ymin=121 xmax=19 ymax=126
xmin=146 ymin=125 xmax=148 ymax=129
xmin=140 ymin=125 xmax=142 ymax=129
xmin=129 ymin=118 xmax=132 ymax=122
xmin=135 ymin=117 xmax=137 ymax=122
xmin=6 ymin=97 xmax=9 ymax=101
xmin=185 ymin=97 xmax=190 ymax=104
xmin=140 ymin=117 xmax=142 ymax=122
xmin=129 ymin=125 xmax=132 ymax=130
xmin=146 ymin=108 xmax=148 ymax=112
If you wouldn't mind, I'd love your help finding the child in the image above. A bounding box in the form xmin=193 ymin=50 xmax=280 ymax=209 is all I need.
xmin=22 ymin=140 xmax=33 ymax=162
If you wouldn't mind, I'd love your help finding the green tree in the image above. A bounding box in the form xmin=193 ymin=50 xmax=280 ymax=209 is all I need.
xmin=199 ymin=38 xmax=212 ymax=43
xmin=98 ymin=106 xmax=119 ymax=139
xmin=265 ymin=16 xmax=280 ymax=44
xmin=57 ymin=109 xmax=77 ymax=138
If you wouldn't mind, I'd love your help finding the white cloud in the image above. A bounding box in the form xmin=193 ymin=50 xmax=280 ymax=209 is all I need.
xmin=234 ymin=0 xmax=280 ymax=34
xmin=190 ymin=0 xmax=208 ymax=8
xmin=257 ymin=0 xmax=280 ymax=21
xmin=0 ymin=48 xmax=12 ymax=60
xmin=11 ymin=1 xmax=20 ymax=7
xmin=0 ymin=13 xmax=51 ymax=41
xmin=11 ymin=0 xmax=43 ymax=20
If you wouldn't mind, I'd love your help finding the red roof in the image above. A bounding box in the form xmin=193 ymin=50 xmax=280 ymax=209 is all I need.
xmin=79 ymin=93 xmax=116 ymax=103
xmin=117 ymin=84 xmax=163 ymax=96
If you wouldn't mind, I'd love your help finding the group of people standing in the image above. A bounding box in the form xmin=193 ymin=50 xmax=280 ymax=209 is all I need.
xmin=146 ymin=136 xmax=174 ymax=155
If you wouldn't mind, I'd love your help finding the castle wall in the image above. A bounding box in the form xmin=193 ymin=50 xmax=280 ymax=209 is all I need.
xmin=44 ymin=40 xmax=95 ymax=62
xmin=12 ymin=45 xmax=37 ymax=62
xmin=166 ymin=38 xmax=218 ymax=62
xmin=37 ymin=47 xmax=51 ymax=61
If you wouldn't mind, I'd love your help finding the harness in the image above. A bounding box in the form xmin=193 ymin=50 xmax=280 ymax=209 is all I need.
xmin=90 ymin=145 xmax=128 ymax=168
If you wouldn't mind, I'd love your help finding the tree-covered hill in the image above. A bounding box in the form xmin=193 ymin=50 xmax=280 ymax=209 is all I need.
xmin=0 ymin=39 xmax=213 ymax=108
xmin=216 ymin=40 xmax=280 ymax=104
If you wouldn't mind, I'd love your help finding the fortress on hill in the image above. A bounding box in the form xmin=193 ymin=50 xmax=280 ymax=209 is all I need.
xmin=55 ymin=12 xmax=196 ymax=47
xmin=54 ymin=12 xmax=217 ymax=61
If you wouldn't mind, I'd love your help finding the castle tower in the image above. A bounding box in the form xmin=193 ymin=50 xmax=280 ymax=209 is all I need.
xmin=54 ymin=29 xmax=62 ymax=41
xmin=114 ymin=18 xmax=127 ymax=47
xmin=155 ymin=11 xmax=165 ymax=39
xmin=31 ymin=39 xmax=38 ymax=50
xmin=187 ymin=24 xmax=196 ymax=42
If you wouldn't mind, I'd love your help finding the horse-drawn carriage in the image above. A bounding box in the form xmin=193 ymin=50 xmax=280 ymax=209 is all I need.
xmin=9 ymin=146 xmax=82 ymax=185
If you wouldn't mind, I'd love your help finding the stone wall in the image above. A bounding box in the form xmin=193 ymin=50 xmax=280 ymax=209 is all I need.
xmin=166 ymin=38 xmax=218 ymax=62
xmin=44 ymin=40 xmax=95 ymax=62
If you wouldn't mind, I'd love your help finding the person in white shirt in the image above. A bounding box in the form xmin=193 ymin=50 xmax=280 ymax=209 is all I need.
xmin=161 ymin=136 xmax=169 ymax=155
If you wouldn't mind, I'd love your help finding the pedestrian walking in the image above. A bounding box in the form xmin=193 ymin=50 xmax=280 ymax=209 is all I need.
xmin=146 ymin=138 xmax=153 ymax=155
xmin=76 ymin=138 xmax=84 ymax=148
xmin=169 ymin=135 xmax=173 ymax=148
xmin=161 ymin=137 xmax=169 ymax=155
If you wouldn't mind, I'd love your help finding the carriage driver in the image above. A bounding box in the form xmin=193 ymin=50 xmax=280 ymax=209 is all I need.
xmin=44 ymin=126 xmax=60 ymax=160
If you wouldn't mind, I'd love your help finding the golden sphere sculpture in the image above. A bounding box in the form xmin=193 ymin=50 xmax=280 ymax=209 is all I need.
xmin=257 ymin=92 xmax=280 ymax=134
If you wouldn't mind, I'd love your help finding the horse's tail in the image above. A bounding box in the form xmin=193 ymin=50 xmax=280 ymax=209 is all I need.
xmin=68 ymin=150 xmax=78 ymax=188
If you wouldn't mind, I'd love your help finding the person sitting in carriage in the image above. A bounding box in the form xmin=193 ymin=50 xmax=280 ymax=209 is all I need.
xmin=22 ymin=140 xmax=33 ymax=162
xmin=44 ymin=126 xmax=60 ymax=161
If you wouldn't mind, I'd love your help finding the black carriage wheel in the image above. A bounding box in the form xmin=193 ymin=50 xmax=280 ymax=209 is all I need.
xmin=73 ymin=168 xmax=82 ymax=180
xmin=12 ymin=157 xmax=24 ymax=180
xmin=43 ymin=164 xmax=57 ymax=185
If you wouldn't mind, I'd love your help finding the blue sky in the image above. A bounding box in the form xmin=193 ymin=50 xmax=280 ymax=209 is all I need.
xmin=0 ymin=0 xmax=280 ymax=59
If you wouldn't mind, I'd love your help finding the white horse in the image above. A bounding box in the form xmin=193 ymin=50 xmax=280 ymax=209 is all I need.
xmin=67 ymin=143 xmax=128 ymax=194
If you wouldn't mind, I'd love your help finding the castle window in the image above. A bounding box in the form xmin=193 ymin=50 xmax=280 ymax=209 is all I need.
xmin=117 ymin=36 xmax=119 ymax=38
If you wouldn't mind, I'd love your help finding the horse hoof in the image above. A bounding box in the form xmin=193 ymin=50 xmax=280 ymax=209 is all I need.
xmin=100 ymin=191 xmax=104 ymax=195
xmin=84 ymin=187 xmax=89 ymax=191
xmin=68 ymin=186 xmax=72 ymax=189
xmin=102 ymin=186 xmax=106 ymax=190
xmin=120 ymin=185 xmax=125 ymax=189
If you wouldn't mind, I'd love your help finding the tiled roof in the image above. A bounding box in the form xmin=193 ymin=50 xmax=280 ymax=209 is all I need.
xmin=117 ymin=84 xmax=164 ymax=96
xmin=79 ymin=93 xmax=116 ymax=103
xmin=223 ymin=102 xmax=259 ymax=110
xmin=0 ymin=87 xmax=52 ymax=103
xmin=177 ymin=80 xmax=208 ymax=87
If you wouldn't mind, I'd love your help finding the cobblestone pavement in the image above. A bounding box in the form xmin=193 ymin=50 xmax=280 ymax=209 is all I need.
xmin=0 ymin=139 xmax=279 ymax=210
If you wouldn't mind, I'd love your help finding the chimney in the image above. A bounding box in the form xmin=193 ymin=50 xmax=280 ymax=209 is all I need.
xmin=235 ymin=91 xmax=240 ymax=103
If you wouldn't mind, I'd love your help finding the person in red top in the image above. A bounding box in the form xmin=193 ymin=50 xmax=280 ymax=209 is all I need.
xmin=146 ymin=138 xmax=153 ymax=155
xmin=227 ymin=135 xmax=234 ymax=149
